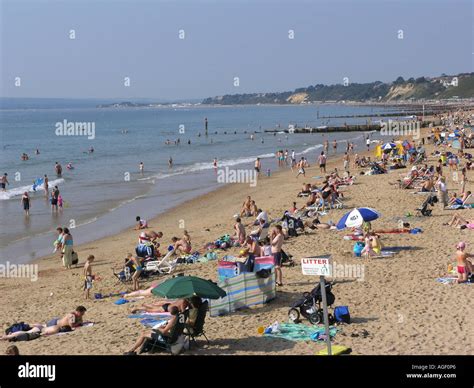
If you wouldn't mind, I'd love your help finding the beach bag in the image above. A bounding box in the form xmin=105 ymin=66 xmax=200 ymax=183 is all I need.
xmin=256 ymin=268 xmax=271 ymax=279
xmin=353 ymin=242 xmax=365 ymax=257
xmin=334 ymin=306 xmax=351 ymax=324
xmin=71 ymin=251 xmax=79 ymax=265
xmin=5 ymin=322 xmax=31 ymax=335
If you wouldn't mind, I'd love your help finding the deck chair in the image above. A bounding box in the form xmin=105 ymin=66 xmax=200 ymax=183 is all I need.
xmin=139 ymin=311 xmax=187 ymax=355
xmin=144 ymin=248 xmax=177 ymax=275
xmin=446 ymin=194 xmax=474 ymax=210
xmin=184 ymin=301 xmax=210 ymax=349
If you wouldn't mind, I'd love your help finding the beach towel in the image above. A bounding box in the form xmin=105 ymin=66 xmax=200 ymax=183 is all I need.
xmin=56 ymin=322 xmax=95 ymax=336
xmin=139 ymin=318 xmax=169 ymax=329
xmin=128 ymin=313 xmax=171 ymax=319
xmin=264 ymin=322 xmax=338 ymax=342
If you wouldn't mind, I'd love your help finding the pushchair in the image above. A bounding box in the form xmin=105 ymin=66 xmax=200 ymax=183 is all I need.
xmin=416 ymin=194 xmax=438 ymax=216
xmin=288 ymin=282 xmax=336 ymax=325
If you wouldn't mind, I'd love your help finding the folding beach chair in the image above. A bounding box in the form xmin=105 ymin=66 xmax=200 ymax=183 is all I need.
xmin=184 ymin=301 xmax=210 ymax=349
xmin=139 ymin=311 xmax=187 ymax=355
xmin=144 ymin=248 xmax=177 ymax=275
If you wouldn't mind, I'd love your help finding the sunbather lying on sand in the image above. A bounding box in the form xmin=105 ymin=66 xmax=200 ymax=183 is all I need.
xmin=1 ymin=324 xmax=72 ymax=341
xmin=131 ymin=298 xmax=189 ymax=314
xmin=445 ymin=215 xmax=474 ymax=228
xmin=124 ymin=280 xmax=162 ymax=298
xmin=304 ymin=218 xmax=336 ymax=230
xmin=454 ymin=242 xmax=473 ymax=283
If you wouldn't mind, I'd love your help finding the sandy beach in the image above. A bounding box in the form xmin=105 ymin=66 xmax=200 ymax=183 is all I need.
xmin=1 ymin=117 xmax=473 ymax=356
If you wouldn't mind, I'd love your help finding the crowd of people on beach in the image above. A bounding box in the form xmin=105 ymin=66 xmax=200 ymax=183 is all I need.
xmin=3 ymin=110 xmax=474 ymax=356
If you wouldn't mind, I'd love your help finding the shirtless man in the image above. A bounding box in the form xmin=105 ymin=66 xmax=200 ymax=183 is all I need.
xmin=455 ymin=242 xmax=473 ymax=283
xmin=55 ymin=162 xmax=62 ymax=176
xmin=240 ymin=196 xmax=252 ymax=217
xmin=46 ymin=306 xmax=87 ymax=329
xmin=172 ymin=236 xmax=191 ymax=255
xmin=271 ymin=225 xmax=284 ymax=286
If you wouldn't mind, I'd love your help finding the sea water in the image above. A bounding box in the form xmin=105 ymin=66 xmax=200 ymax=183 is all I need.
xmin=0 ymin=99 xmax=394 ymax=263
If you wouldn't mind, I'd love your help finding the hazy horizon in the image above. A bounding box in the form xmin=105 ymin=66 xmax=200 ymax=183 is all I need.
xmin=1 ymin=0 xmax=472 ymax=100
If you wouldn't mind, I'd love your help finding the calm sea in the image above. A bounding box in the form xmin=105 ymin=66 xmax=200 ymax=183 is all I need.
xmin=0 ymin=99 xmax=395 ymax=263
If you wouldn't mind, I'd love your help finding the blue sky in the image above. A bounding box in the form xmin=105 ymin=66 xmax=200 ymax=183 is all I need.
xmin=1 ymin=0 xmax=472 ymax=100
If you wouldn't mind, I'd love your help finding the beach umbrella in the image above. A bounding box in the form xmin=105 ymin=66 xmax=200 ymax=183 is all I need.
xmin=151 ymin=276 xmax=226 ymax=299
xmin=382 ymin=142 xmax=396 ymax=150
xmin=336 ymin=207 xmax=380 ymax=230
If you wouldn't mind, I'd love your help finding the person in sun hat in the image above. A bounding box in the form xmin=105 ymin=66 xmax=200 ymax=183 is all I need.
xmin=455 ymin=242 xmax=473 ymax=284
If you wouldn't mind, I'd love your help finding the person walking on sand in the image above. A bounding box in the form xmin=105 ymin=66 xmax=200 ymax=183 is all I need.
xmin=83 ymin=255 xmax=95 ymax=299
xmin=318 ymin=151 xmax=327 ymax=173
xmin=366 ymin=137 xmax=371 ymax=151
xmin=296 ymin=158 xmax=306 ymax=178
xmin=455 ymin=242 xmax=473 ymax=284
xmin=254 ymin=158 xmax=261 ymax=175
xmin=21 ymin=192 xmax=30 ymax=216
xmin=437 ymin=176 xmax=448 ymax=209
xmin=62 ymin=228 xmax=74 ymax=269
xmin=343 ymin=152 xmax=350 ymax=172
xmin=1 ymin=173 xmax=9 ymax=191
xmin=271 ymin=225 xmax=284 ymax=286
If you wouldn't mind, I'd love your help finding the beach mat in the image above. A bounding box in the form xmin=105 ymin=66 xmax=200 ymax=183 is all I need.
xmin=128 ymin=313 xmax=171 ymax=319
xmin=264 ymin=322 xmax=337 ymax=342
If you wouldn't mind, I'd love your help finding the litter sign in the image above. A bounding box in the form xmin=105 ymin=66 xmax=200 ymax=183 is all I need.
xmin=301 ymin=256 xmax=332 ymax=276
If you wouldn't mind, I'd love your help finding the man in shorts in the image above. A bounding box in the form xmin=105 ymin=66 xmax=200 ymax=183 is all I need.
xmin=318 ymin=151 xmax=327 ymax=173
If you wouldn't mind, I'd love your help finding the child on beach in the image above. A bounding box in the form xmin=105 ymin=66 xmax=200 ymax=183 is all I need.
xmin=83 ymin=255 xmax=95 ymax=299
xmin=135 ymin=216 xmax=148 ymax=230
xmin=58 ymin=194 xmax=63 ymax=210
xmin=455 ymin=242 xmax=473 ymax=284
xmin=233 ymin=218 xmax=246 ymax=244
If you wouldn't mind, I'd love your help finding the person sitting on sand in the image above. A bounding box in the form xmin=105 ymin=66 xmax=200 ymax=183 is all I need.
xmin=233 ymin=217 xmax=246 ymax=244
xmin=420 ymin=177 xmax=434 ymax=192
xmin=454 ymin=242 xmax=473 ymax=284
xmin=361 ymin=232 xmax=382 ymax=258
xmin=260 ymin=237 xmax=272 ymax=256
xmin=1 ymin=324 xmax=73 ymax=341
xmin=298 ymin=183 xmax=312 ymax=197
xmin=135 ymin=216 xmax=148 ymax=230
xmin=131 ymin=298 xmax=190 ymax=314
xmin=240 ymin=196 xmax=252 ymax=217
xmin=123 ymin=305 xmax=180 ymax=355
xmin=241 ymin=235 xmax=262 ymax=259
xmin=250 ymin=200 xmax=259 ymax=216
xmin=172 ymin=236 xmax=192 ymax=255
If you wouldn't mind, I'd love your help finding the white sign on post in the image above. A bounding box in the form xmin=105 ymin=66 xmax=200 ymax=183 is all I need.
xmin=301 ymin=256 xmax=332 ymax=276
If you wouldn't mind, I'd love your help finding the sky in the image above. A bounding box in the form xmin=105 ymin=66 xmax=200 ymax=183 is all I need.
xmin=0 ymin=0 xmax=472 ymax=100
